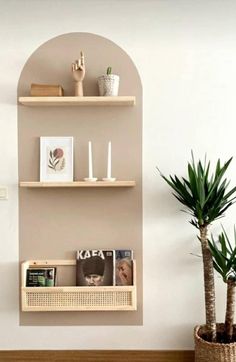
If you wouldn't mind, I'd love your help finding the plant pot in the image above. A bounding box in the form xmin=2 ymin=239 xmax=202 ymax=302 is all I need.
xmin=97 ymin=74 xmax=119 ymax=96
xmin=194 ymin=324 xmax=236 ymax=362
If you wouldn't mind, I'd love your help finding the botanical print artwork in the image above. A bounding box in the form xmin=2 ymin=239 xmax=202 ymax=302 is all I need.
xmin=40 ymin=137 xmax=73 ymax=182
xmin=47 ymin=147 xmax=66 ymax=174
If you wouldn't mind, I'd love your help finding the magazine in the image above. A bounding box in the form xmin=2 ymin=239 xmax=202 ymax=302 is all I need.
xmin=76 ymin=250 xmax=114 ymax=286
xmin=26 ymin=268 xmax=56 ymax=287
xmin=115 ymin=250 xmax=133 ymax=286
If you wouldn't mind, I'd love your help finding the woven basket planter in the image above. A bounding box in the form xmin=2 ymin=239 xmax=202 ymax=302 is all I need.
xmin=194 ymin=324 xmax=236 ymax=362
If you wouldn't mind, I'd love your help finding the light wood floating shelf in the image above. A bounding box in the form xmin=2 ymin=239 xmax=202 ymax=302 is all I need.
xmin=20 ymin=181 xmax=136 ymax=188
xmin=18 ymin=96 xmax=136 ymax=106
xmin=21 ymin=260 xmax=137 ymax=312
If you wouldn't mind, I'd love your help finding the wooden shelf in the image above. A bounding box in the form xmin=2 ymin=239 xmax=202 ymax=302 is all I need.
xmin=21 ymin=260 xmax=137 ymax=312
xmin=18 ymin=96 xmax=136 ymax=106
xmin=19 ymin=181 xmax=136 ymax=188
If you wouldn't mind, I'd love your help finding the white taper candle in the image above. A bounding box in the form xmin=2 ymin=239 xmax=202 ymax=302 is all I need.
xmin=88 ymin=141 xmax=93 ymax=178
xmin=107 ymin=141 xmax=111 ymax=178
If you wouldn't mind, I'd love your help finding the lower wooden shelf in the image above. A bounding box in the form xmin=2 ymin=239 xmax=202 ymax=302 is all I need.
xmin=21 ymin=260 xmax=137 ymax=312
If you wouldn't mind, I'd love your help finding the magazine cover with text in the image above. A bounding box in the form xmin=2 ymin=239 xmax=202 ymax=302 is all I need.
xmin=76 ymin=250 xmax=114 ymax=286
xmin=26 ymin=268 xmax=56 ymax=287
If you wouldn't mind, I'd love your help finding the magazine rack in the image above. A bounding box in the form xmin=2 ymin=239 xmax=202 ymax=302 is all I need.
xmin=21 ymin=260 xmax=137 ymax=312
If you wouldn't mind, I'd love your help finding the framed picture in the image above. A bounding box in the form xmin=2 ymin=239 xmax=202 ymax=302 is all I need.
xmin=40 ymin=137 xmax=74 ymax=182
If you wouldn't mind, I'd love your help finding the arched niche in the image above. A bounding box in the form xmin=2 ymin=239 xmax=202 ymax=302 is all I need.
xmin=18 ymin=32 xmax=142 ymax=326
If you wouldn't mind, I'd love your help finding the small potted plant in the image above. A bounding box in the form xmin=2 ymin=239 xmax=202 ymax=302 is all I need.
xmin=159 ymin=154 xmax=236 ymax=361
xmin=98 ymin=67 xmax=119 ymax=96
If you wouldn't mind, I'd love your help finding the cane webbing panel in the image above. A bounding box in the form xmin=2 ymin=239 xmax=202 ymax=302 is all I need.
xmin=22 ymin=287 xmax=136 ymax=311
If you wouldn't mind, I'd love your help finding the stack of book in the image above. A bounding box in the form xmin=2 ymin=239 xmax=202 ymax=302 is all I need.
xmin=30 ymin=83 xmax=64 ymax=97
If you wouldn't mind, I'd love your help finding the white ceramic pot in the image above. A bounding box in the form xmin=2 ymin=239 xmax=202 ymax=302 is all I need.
xmin=98 ymin=74 xmax=120 ymax=96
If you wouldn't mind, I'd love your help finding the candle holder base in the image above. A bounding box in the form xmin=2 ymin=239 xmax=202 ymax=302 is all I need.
xmin=102 ymin=177 xmax=116 ymax=182
xmin=84 ymin=177 xmax=98 ymax=182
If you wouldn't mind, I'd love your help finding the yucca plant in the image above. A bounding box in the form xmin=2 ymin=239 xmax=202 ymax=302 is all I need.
xmin=159 ymin=154 xmax=236 ymax=342
xmin=209 ymin=228 xmax=236 ymax=343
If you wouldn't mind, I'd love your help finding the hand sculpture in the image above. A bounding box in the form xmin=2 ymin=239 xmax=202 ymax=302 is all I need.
xmin=72 ymin=51 xmax=85 ymax=96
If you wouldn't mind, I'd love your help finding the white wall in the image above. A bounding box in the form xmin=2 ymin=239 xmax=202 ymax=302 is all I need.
xmin=0 ymin=0 xmax=236 ymax=350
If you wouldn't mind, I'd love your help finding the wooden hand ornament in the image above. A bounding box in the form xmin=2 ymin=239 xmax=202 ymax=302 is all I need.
xmin=72 ymin=51 xmax=85 ymax=96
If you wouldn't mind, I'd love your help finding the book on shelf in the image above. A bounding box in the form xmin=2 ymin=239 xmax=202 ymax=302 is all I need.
xmin=26 ymin=268 xmax=56 ymax=287
xmin=115 ymin=250 xmax=133 ymax=286
xmin=76 ymin=250 xmax=114 ymax=286
xmin=30 ymin=83 xmax=64 ymax=97
xmin=76 ymin=249 xmax=134 ymax=287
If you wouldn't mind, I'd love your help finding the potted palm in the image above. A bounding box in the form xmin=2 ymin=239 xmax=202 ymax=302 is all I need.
xmin=159 ymin=154 xmax=236 ymax=361
xmin=193 ymin=227 xmax=236 ymax=360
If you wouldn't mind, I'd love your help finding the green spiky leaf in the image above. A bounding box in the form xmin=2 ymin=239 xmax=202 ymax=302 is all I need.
xmin=209 ymin=228 xmax=236 ymax=282
xmin=158 ymin=155 xmax=236 ymax=229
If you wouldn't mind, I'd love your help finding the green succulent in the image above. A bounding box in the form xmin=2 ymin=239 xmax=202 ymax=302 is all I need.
xmin=106 ymin=66 xmax=112 ymax=75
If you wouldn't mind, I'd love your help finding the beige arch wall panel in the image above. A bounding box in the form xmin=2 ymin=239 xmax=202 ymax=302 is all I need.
xmin=18 ymin=32 xmax=142 ymax=326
